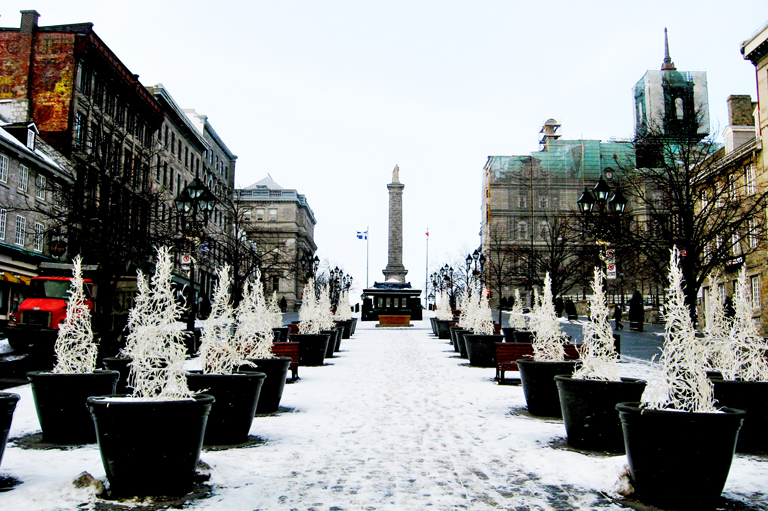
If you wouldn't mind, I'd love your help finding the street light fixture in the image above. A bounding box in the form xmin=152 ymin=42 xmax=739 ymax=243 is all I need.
xmin=175 ymin=177 xmax=217 ymax=336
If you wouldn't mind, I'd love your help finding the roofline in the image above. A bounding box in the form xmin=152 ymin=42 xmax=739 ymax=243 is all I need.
xmin=147 ymin=84 xmax=207 ymax=150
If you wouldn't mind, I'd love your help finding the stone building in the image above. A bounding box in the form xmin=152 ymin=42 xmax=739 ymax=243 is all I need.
xmin=236 ymin=176 xmax=316 ymax=311
xmin=482 ymin=122 xmax=633 ymax=309
xmin=0 ymin=119 xmax=72 ymax=325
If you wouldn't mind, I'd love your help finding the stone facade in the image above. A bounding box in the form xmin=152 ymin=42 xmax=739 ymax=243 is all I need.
xmin=236 ymin=176 xmax=316 ymax=311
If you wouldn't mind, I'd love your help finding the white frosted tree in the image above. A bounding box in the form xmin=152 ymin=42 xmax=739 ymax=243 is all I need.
xmin=316 ymin=283 xmax=336 ymax=331
xmin=703 ymin=272 xmax=731 ymax=372
xmin=123 ymin=247 xmax=192 ymax=400
xmin=234 ymin=271 xmax=275 ymax=359
xmin=574 ymin=267 xmax=620 ymax=381
xmin=509 ymin=289 xmax=528 ymax=330
xmin=458 ymin=280 xmax=478 ymax=330
xmin=531 ymin=273 xmax=566 ymax=361
xmin=298 ymin=280 xmax=321 ymax=334
xmin=718 ymin=266 xmax=768 ymax=381
xmin=435 ymin=290 xmax=453 ymax=321
xmin=198 ymin=265 xmax=247 ymax=374
xmin=641 ymin=247 xmax=716 ymax=412
xmin=333 ymin=290 xmax=353 ymax=321
xmin=53 ymin=255 xmax=98 ymax=374
xmin=268 ymin=291 xmax=285 ymax=329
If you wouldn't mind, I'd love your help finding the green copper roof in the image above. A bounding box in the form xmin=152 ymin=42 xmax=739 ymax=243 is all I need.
xmin=487 ymin=139 xmax=634 ymax=181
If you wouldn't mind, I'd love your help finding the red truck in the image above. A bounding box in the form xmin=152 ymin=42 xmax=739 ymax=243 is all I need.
xmin=5 ymin=276 xmax=94 ymax=352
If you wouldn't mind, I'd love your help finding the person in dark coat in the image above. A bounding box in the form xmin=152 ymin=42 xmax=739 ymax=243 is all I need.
xmin=613 ymin=304 xmax=623 ymax=330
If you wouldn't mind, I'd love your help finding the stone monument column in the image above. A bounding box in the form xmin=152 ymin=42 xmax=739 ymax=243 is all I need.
xmin=383 ymin=165 xmax=408 ymax=282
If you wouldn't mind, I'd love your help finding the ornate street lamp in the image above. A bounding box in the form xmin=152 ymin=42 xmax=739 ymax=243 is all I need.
xmin=175 ymin=178 xmax=217 ymax=335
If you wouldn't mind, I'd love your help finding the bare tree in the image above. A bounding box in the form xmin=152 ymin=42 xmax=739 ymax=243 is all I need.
xmin=618 ymin=118 xmax=768 ymax=322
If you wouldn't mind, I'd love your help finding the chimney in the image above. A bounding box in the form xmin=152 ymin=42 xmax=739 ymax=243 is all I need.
xmin=727 ymin=95 xmax=755 ymax=127
xmin=20 ymin=10 xmax=40 ymax=35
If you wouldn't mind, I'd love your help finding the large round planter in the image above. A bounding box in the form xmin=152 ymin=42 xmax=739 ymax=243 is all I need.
xmin=457 ymin=330 xmax=471 ymax=359
xmin=335 ymin=320 xmax=354 ymax=339
xmin=291 ymin=333 xmax=331 ymax=366
xmin=320 ymin=330 xmax=339 ymax=358
xmin=333 ymin=326 xmax=344 ymax=352
xmin=186 ymin=370 xmax=266 ymax=445
xmin=554 ymin=375 xmax=646 ymax=452
xmin=27 ymin=370 xmax=119 ymax=444
xmin=102 ymin=357 xmax=133 ymax=395
xmin=88 ymin=394 xmax=214 ymax=497
xmin=272 ymin=327 xmax=290 ymax=343
xmin=244 ymin=357 xmax=292 ymax=414
xmin=464 ymin=335 xmax=504 ymax=367
xmin=517 ymin=360 xmax=576 ymax=417
xmin=449 ymin=326 xmax=464 ymax=351
xmin=0 ymin=393 xmax=20 ymax=470
xmin=713 ymin=379 xmax=768 ymax=453
xmin=616 ymin=402 xmax=745 ymax=509
xmin=436 ymin=320 xmax=453 ymax=340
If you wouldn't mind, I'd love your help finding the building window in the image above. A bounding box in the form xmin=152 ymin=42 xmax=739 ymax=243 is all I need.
xmin=74 ymin=112 xmax=86 ymax=149
xmin=33 ymin=222 xmax=43 ymax=252
xmin=539 ymin=196 xmax=548 ymax=209
xmin=749 ymin=218 xmax=759 ymax=249
xmin=0 ymin=154 xmax=8 ymax=183
xmin=18 ymin=165 xmax=28 ymax=192
xmin=518 ymin=195 xmax=527 ymax=209
xmin=538 ymin=220 xmax=549 ymax=238
xmin=256 ymin=208 xmax=265 ymax=221
xmin=14 ymin=215 xmax=25 ymax=246
xmin=751 ymin=275 xmax=760 ymax=309
xmin=272 ymin=276 xmax=280 ymax=293
xmin=36 ymin=174 xmax=46 ymax=200
xmin=269 ymin=208 xmax=278 ymax=222
xmin=517 ymin=221 xmax=528 ymax=240
xmin=732 ymin=233 xmax=741 ymax=256
xmin=0 ymin=209 xmax=6 ymax=240
xmin=746 ymin=164 xmax=756 ymax=195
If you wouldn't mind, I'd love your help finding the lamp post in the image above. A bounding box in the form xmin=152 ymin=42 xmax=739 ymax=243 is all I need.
xmin=175 ymin=178 xmax=217 ymax=335
xmin=576 ymin=173 xmax=627 ymax=289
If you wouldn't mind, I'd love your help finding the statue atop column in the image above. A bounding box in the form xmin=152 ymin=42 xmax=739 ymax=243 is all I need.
xmin=392 ymin=165 xmax=400 ymax=184
xmin=383 ymin=165 xmax=407 ymax=282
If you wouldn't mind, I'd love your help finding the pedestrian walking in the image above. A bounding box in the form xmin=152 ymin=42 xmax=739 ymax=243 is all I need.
xmin=613 ymin=304 xmax=624 ymax=330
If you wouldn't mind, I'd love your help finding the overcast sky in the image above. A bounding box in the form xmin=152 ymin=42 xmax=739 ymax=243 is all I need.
xmin=3 ymin=1 xmax=767 ymax=298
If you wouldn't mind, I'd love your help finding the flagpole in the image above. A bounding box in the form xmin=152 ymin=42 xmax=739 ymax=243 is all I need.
xmin=425 ymin=228 xmax=429 ymax=309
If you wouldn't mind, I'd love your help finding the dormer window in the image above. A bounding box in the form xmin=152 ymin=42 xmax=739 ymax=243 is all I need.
xmin=26 ymin=129 xmax=35 ymax=150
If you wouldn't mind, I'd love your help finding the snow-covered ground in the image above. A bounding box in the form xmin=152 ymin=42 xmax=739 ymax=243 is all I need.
xmin=1 ymin=316 xmax=767 ymax=510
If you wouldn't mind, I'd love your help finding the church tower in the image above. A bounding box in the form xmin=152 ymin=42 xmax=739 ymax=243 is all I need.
xmin=633 ymin=28 xmax=710 ymax=139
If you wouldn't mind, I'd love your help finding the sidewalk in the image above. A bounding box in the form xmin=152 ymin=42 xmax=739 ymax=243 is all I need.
xmin=1 ymin=317 xmax=766 ymax=510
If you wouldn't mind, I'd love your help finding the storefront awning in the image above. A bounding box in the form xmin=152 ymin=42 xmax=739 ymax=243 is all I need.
xmin=0 ymin=272 xmax=32 ymax=285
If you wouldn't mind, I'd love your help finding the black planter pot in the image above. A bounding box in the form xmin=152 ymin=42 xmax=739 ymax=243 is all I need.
xmin=320 ymin=330 xmax=339 ymax=358
xmin=513 ymin=330 xmax=534 ymax=343
xmin=186 ymin=370 xmax=266 ymax=445
xmin=333 ymin=326 xmax=344 ymax=352
xmin=335 ymin=320 xmax=354 ymax=339
xmin=449 ymin=327 xmax=464 ymax=352
xmin=351 ymin=318 xmax=357 ymax=335
xmin=291 ymin=333 xmax=331 ymax=366
xmin=102 ymin=357 xmax=132 ymax=395
xmin=713 ymin=379 xmax=768 ymax=453
xmin=554 ymin=376 xmax=646 ymax=452
xmin=464 ymin=335 xmax=504 ymax=367
xmin=430 ymin=317 xmax=438 ymax=336
xmin=272 ymin=327 xmax=290 ymax=343
xmin=616 ymin=402 xmax=745 ymax=509
xmin=501 ymin=327 xmax=517 ymax=343
xmin=457 ymin=330 xmax=470 ymax=359
xmin=244 ymin=357 xmax=292 ymax=414
xmin=27 ymin=370 xmax=119 ymax=444
xmin=436 ymin=320 xmax=453 ymax=340
xmin=88 ymin=394 xmax=214 ymax=497
xmin=517 ymin=360 xmax=576 ymax=417
xmin=0 ymin=393 xmax=20 ymax=470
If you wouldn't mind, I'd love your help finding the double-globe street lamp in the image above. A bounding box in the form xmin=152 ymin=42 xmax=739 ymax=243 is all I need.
xmin=175 ymin=178 xmax=217 ymax=335
xmin=465 ymin=248 xmax=486 ymax=293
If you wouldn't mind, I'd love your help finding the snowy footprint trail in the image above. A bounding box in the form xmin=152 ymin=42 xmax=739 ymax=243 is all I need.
xmin=197 ymin=321 xmax=630 ymax=510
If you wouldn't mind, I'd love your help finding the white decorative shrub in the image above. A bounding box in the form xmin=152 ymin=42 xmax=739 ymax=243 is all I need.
xmin=703 ymin=272 xmax=731 ymax=372
xmin=333 ymin=290 xmax=353 ymax=321
xmin=641 ymin=247 xmax=716 ymax=412
xmin=53 ymin=255 xmax=98 ymax=374
xmin=531 ymin=273 xmax=566 ymax=361
xmin=123 ymin=247 xmax=192 ymax=400
xmin=234 ymin=271 xmax=275 ymax=359
xmin=316 ymin=283 xmax=336 ymax=331
xmin=574 ymin=267 xmax=620 ymax=381
xmin=509 ymin=289 xmax=527 ymax=330
xmin=268 ymin=291 xmax=285 ymax=329
xmin=435 ymin=290 xmax=453 ymax=321
xmin=457 ymin=281 xmax=478 ymax=330
xmin=198 ymin=265 xmax=247 ymax=374
xmin=717 ymin=266 xmax=768 ymax=381
xmin=298 ymin=280 xmax=320 ymax=334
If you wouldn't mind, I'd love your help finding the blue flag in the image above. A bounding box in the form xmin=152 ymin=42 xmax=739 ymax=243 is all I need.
xmin=356 ymin=230 xmax=368 ymax=240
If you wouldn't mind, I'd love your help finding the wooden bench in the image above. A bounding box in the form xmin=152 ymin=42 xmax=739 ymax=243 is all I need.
xmin=495 ymin=342 xmax=581 ymax=381
xmin=377 ymin=315 xmax=411 ymax=327
xmin=271 ymin=342 xmax=299 ymax=381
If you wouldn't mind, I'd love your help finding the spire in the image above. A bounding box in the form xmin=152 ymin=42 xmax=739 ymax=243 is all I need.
xmin=661 ymin=27 xmax=676 ymax=71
